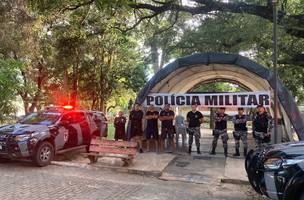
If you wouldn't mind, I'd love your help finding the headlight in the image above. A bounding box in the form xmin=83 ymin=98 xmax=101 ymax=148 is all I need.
xmin=15 ymin=131 xmax=40 ymax=142
xmin=15 ymin=134 xmax=31 ymax=142
xmin=264 ymin=157 xmax=283 ymax=170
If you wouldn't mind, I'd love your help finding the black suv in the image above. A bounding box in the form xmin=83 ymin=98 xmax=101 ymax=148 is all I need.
xmin=0 ymin=106 xmax=98 ymax=167
xmin=246 ymin=142 xmax=304 ymax=200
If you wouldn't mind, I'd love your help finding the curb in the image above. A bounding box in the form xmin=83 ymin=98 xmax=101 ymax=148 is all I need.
xmin=159 ymin=172 xmax=218 ymax=184
xmin=220 ymin=177 xmax=249 ymax=185
xmin=51 ymin=161 xmax=162 ymax=178
xmin=51 ymin=161 xmax=94 ymax=170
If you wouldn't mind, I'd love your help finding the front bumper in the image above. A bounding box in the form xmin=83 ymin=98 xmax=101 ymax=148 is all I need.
xmin=246 ymin=150 xmax=296 ymax=200
xmin=0 ymin=136 xmax=38 ymax=159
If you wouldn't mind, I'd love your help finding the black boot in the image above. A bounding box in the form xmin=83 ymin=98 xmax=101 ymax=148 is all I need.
xmin=244 ymin=148 xmax=247 ymax=157
xmin=233 ymin=148 xmax=240 ymax=156
xmin=197 ymin=147 xmax=201 ymax=154
xmin=188 ymin=146 xmax=192 ymax=154
xmin=210 ymin=146 xmax=216 ymax=155
xmin=224 ymin=148 xmax=228 ymax=157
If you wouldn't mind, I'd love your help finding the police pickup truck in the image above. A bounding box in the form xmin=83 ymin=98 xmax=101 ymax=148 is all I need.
xmin=246 ymin=142 xmax=304 ymax=200
xmin=0 ymin=106 xmax=98 ymax=167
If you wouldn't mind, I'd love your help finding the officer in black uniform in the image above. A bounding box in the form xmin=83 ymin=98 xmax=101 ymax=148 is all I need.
xmin=253 ymin=104 xmax=273 ymax=148
xmin=210 ymin=107 xmax=229 ymax=157
xmin=186 ymin=104 xmax=204 ymax=154
xmin=159 ymin=104 xmax=175 ymax=152
xmin=232 ymin=108 xmax=248 ymax=157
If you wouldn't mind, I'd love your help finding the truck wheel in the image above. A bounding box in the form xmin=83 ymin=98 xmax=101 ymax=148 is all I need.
xmin=33 ymin=141 xmax=54 ymax=167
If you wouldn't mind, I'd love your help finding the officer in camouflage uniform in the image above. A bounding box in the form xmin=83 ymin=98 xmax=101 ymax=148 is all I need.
xmin=232 ymin=108 xmax=248 ymax=157
xmin=253 ymin=104 xmax=273 ymax=148
xmin=210 ymin=107 xmax=229 ymax=157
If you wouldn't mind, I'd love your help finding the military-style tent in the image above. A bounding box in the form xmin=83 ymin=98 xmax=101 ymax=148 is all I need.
xmin=136 ymin=53 xmax=304 ymax=141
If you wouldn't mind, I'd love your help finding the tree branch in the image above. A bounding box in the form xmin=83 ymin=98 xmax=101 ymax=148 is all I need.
xmin=59 ymin=0 xmax=95 ymax=13
xmin=130 ymin=1 xmax=304 ymax=38
xmin=113 ymin=12 xmax=159 ymax=33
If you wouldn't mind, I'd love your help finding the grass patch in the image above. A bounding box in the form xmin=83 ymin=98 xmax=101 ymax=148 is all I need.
xmin=107 ymin=123 xmax=115 ymax=140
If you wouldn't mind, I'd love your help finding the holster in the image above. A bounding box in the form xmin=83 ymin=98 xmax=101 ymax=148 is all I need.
xmin=213 ymin=129 xmax=225 ymax=137
xmin=233 ymin=131 xmax=241 ymax=140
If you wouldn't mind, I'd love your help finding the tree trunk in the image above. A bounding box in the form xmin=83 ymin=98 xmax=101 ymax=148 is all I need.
xmin=71 ymin=49 xmax=80 ymax=107
xmin=28 ymin=60 xmax=47 ymax=113
xmin=150 ymin=39 xmax=160 ymax=74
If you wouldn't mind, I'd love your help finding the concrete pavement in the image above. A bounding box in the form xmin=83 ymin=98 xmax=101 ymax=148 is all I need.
xmin=0 ymin=127 xmax=262 ymax=200
xmin=0 ymin=161 xmax=261 ymax=200
xmin=0 ymin=127 xmax=264 ymax=200
xmin=53 ymin=128 xmax=251 ymax=184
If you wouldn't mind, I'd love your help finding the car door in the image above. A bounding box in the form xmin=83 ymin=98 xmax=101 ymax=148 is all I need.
xmin=63 ymin=112 xmax=85 ymax=148
xmin=54 ymin=113 xmax=72 ymax=151
xmin=76 ymin=112 xmax=91 ymax=145
xmin=56 ymin=112 xmax=80 ymax=149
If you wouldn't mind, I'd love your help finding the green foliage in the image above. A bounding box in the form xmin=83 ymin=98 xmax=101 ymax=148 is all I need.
xmin=190 ymin=82 xmax=244 ymax=93
xmin=141 ymin=11 xmax=304 ymax=104
xmin=32 ymin=1 xmax=147 ymax=111
xmin=1 ymin=0 xmax=304 ymax=119
xmin=0 ymin=59 xmax=23 ymax=119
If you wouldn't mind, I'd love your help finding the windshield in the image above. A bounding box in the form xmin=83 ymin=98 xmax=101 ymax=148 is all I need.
xmin=20 ymin=112 xmax=61 ymax=125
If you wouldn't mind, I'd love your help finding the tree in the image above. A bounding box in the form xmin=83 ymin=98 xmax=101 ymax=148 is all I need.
xmin=27 ymin=0 xmax=147 ymax=112
xmin=130 ymin=0 xmax=304 ymax=38
xmin=0 ymin=59 xmax=23 ymax=120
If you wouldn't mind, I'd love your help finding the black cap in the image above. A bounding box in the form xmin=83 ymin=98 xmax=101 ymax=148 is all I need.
xmin=257 ymin=104 xmax=264 ymax=108
xmin=219 ymin=107 xmax=225 ymax=110
xmin=238 ymin=107 xmax=244 ymax=111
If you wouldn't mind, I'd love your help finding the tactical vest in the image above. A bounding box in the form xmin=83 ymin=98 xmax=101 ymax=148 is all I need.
xmin=234 ymin=115 xmax=247 ymax=131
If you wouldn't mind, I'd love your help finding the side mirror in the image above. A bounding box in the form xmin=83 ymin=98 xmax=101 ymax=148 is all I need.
xmin=16 ymin=115 xmax=25 ymax=123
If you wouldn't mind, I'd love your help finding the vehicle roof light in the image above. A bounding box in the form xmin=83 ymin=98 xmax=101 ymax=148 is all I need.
xmin=63 ymin=105 xmax=74 ymax=110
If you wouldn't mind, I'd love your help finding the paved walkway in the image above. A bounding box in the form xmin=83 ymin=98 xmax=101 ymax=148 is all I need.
xmin=0 ymin=129 xmax=263 ymax=200
xmin=164 ymin=128 xmax=254 ymax=184
xmin=54 ymin=128 xmax=253 ymax=184
xmin=0 ymin=161 xmax=261 ymax=200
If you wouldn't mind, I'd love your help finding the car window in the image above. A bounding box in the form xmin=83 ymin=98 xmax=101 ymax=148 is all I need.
xmin=20 ymin=112 xmax=61 ymax=125
xmin=93 ymin=112 xmax=107 ymax=122
xmin=61 ymin=112 xmax=85 ymax=124
xmin=61 ymin=113 xmax=73 ymax=123
xmin=72 ymin=112 xmax=86 ymax=123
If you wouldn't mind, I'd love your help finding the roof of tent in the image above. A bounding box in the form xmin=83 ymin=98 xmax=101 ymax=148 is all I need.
xmin=136 ymin=53 xmax=304 ymax=140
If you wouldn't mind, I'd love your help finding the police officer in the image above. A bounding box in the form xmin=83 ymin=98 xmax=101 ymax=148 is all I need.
xmin=159 ymin=104 xmax=175 ymax=152
xmin=232 ymin=108 xmax=248 ymax=157
xmin=253 ymin=104 xmax=273 ymax=148
xmin=145 ymin=104 xmax=159 ymax=152
xmin=186 ymin=104 xmax=203 ymax=154
xmin=175 ymin=113 xmax=186 ymax=150
xmin=129 ymin=103 xmax=144 ymax=153
xmin=210 ymin=107 xmax=229 ymax=157
xmin=114 ymin=111 xmax=127 ymax=141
